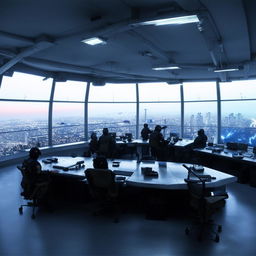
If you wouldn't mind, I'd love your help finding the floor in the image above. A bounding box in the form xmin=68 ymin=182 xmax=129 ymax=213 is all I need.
xmin=0 ymin=163 xmax=256 ymax=256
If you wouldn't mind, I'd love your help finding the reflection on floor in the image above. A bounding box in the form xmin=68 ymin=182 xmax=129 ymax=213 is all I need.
xmin=0 ymin=163 xmax=256 ymax=256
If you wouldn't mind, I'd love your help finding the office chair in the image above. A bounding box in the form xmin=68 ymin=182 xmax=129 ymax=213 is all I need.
xmin=17 ymin=166 xmax=50 ymax=219
xmin=85 ymin=168 xmax=122 ymax=223
xmin=183 ymin=165 xmax=228 ymax=242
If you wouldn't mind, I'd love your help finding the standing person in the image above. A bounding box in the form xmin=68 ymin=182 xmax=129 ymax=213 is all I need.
xmin=149 ymin=125 xmax=168 ymax=161
xmin=141 ymin=123 xmax=152 ymax=141
xmin=98 ymin=128 xmax=116 ymax=158
xmin=89 ymin=132 xmax=98 ymax=155
xmin=193 ymin=129 xmax=208 ymax=148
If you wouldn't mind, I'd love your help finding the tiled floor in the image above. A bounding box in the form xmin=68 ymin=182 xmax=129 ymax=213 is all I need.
xmin=0 ymin=163 xmax=256 ymax=256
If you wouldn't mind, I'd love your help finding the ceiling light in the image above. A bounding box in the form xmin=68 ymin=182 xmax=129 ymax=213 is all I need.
xmin=214 ymin=68 xmax=239 ymax=73
xmin=153 ymin=66 xmax=180 ymax=71
xmin=137 ymin=15 xmax=199 ymax=26
xmin=81 ymin=37 xmax=106 ymax=46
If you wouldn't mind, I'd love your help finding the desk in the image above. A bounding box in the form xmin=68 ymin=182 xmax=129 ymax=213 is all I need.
xmin=194 ymin=148 xmax=256 ymax=186
xmin=41 ymin=156 xmax=237 ymax=191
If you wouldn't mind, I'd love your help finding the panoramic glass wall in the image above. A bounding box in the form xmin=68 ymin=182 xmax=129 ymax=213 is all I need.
xmin=220 ymin=80 xmax=256 ymax=145
xmin=88 ymin=83 xmax=136 ymax=138
xmin=1 ymin=71 xmax=256 ymax=158
xmin=138 ymin=82 xmax=181 ymax=138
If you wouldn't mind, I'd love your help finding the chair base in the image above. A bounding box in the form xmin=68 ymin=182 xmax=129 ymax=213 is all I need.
xmin=185 ymin=220 xmax=222 ymax=242
xmin=19 ymin=199 xmax=38 ymax=219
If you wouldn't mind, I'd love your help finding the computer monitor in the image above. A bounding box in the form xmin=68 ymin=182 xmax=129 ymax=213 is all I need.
xmin=237 ymin=143 xmax=248 ymax=151
xmin=226 ymin=142 xmax=238 ymax=150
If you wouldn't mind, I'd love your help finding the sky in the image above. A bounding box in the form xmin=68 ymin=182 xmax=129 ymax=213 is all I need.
xmin=0 ymin=72 xmax=256 ymax=120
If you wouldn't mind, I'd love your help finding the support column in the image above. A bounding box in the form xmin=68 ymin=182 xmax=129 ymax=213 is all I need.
xmin=84 ymin=82 xmax=90 ymax=141
xmin=48 ymin=79 xmax=56 ymax=146
xmin=136 ymin=83 xmax=139 ymax=139
xmin=216 ymin=80 xmax=221 ymax=144
xmin=180 ymin=83 xmax=184 ymax=138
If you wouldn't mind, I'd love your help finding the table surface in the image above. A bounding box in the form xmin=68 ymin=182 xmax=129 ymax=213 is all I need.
xmin=195 ymin=147 xmax=256 ymax=165
xmin=115 ymin=138 xmax=194 ymax=147
xmin=41 ymin=156 xmax=237 ymax=190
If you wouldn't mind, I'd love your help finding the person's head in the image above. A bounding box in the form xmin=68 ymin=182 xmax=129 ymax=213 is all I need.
xmin=198 ymin=129 xmax=205 ymax=136
xmin=143 ymin=123 xmax=148 ymax=128
xmin=103 ymin=128 xmax=109 ymax=135
xmin=93 ymin=156 xmax=108 ymax=169
xmin=155 ymin=125 xmax=162 ymax=132
xmin=91 ymin=132 xmax=97 ymax=139
xmin=29 ymin=147 xmax=41 ymax=160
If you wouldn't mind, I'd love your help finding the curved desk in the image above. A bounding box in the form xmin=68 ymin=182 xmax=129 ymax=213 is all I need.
xmin=41 ymin=156 xmax=237 ymax=191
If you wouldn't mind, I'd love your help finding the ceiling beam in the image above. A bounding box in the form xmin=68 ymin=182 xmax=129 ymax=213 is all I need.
xmin=0 ymin=30 xmax=34 ymax=45
xmin=0 ymin=39 xmax=54 ymax=75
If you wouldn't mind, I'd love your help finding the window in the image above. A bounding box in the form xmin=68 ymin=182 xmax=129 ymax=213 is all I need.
xmin=54 ymin=80 xmax=87 ymax=101
xmin=52 ymin=102 xmax=84 ymax=145
xmin=184 ymin=102 xmax=217 ymax=141
xmin=139 ymin=82 xmax=180 ymax=102
xmin=183 ymin=82 xmax=217 ymax=101
xmin=139 ymin=103 xmax=181 ymax=138
xmin=89 ymin=83 xmax=136 ymax=102
xmin=220 ymin=80 xmax=256 ymax=100
xmin=88 ymin=103 xmax=136 ymax=137
xmin=220 ymin=80 xmax=256 ymax=145
xmin=0 ymin=101 xmax=48 ymax=157
xmin=221 ymin=101 xmax=256 ymax=145
xmin=0 ymin=72 xmax=52 ymax=100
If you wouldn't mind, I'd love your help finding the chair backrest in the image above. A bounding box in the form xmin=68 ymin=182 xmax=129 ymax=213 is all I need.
xmin=85 ymin=168 xmax=117 ymax=198
xmin=184 ymin=178 xmax=206 ymax=210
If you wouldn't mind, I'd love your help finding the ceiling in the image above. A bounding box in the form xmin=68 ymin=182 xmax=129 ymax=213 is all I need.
xmin=0 ymin=0 xmax=256 ymax=84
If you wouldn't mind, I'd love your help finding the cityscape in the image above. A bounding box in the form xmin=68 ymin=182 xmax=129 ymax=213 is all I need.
xmin=1 ymin=111 xmax=256 ymax=158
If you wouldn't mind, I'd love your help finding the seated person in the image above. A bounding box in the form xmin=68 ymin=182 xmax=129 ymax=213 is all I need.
xmin=21 ymin=147 xmax=50 ymax=198
xmin=193 ymin=129 xmax=208 ymax=149
xmin=89 ymin=132 xmax=98 ymax=155
xmin=149 ymin=125 xmax=168 ymax=161
xmin=98 ymin=128 xmax=116 ymax=158
xmin=141 ymin=123 xmax=152 ymax=141
xmin=93 ymin=155 xmax=109 ymax=169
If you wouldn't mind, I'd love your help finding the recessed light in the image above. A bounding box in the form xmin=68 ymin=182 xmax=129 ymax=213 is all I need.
xmin=81 ymin=37 xmax=106 ymax=46
xmin=214 ymin=68 xmax=239 ymax=73
xmin=153 ymin=66 xmax=180 ymax=71
xmin=136 ymin=15 xmax=199 ymax=26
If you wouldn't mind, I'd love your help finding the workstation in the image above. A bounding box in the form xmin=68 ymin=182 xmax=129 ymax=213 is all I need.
xmin=1 ymin=0 xmax=256 ymax=255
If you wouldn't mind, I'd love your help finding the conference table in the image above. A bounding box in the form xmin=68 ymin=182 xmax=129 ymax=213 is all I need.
xmin=41 ymin=156 xmax=237 ymax=191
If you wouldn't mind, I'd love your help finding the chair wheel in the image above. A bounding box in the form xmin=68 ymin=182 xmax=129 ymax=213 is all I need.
xmin=185 ymin=227 xmax=190 ymax=235
xmin=31 ymin=214 xmax=36 ymax=219
xmin=19 ymin=207 xmax=23 ymax=215
xmin=214 ymin=234 xmax=220 ymax=243
xmin=217 ymin=225 xmax=222 ymax=232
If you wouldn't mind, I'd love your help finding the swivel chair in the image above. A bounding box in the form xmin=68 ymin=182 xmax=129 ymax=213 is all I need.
xmin=183 ymin=165 xmax=228 ymax=242
xmin=17 ymin=166 xmax=50 ymax=219
xmin=85 ymin=168 xmax=121 ymax=223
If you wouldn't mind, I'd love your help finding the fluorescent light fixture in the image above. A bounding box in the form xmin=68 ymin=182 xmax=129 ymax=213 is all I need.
xmin=81 ymin=37 xmax=106 ymax=45
xmin=214 ymin=68 xmax=239 ymax=73
xmin=138 ymin=15 xmax=199 ymax=26
xmin=153 ymin=66 xmax=180 ymax=71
